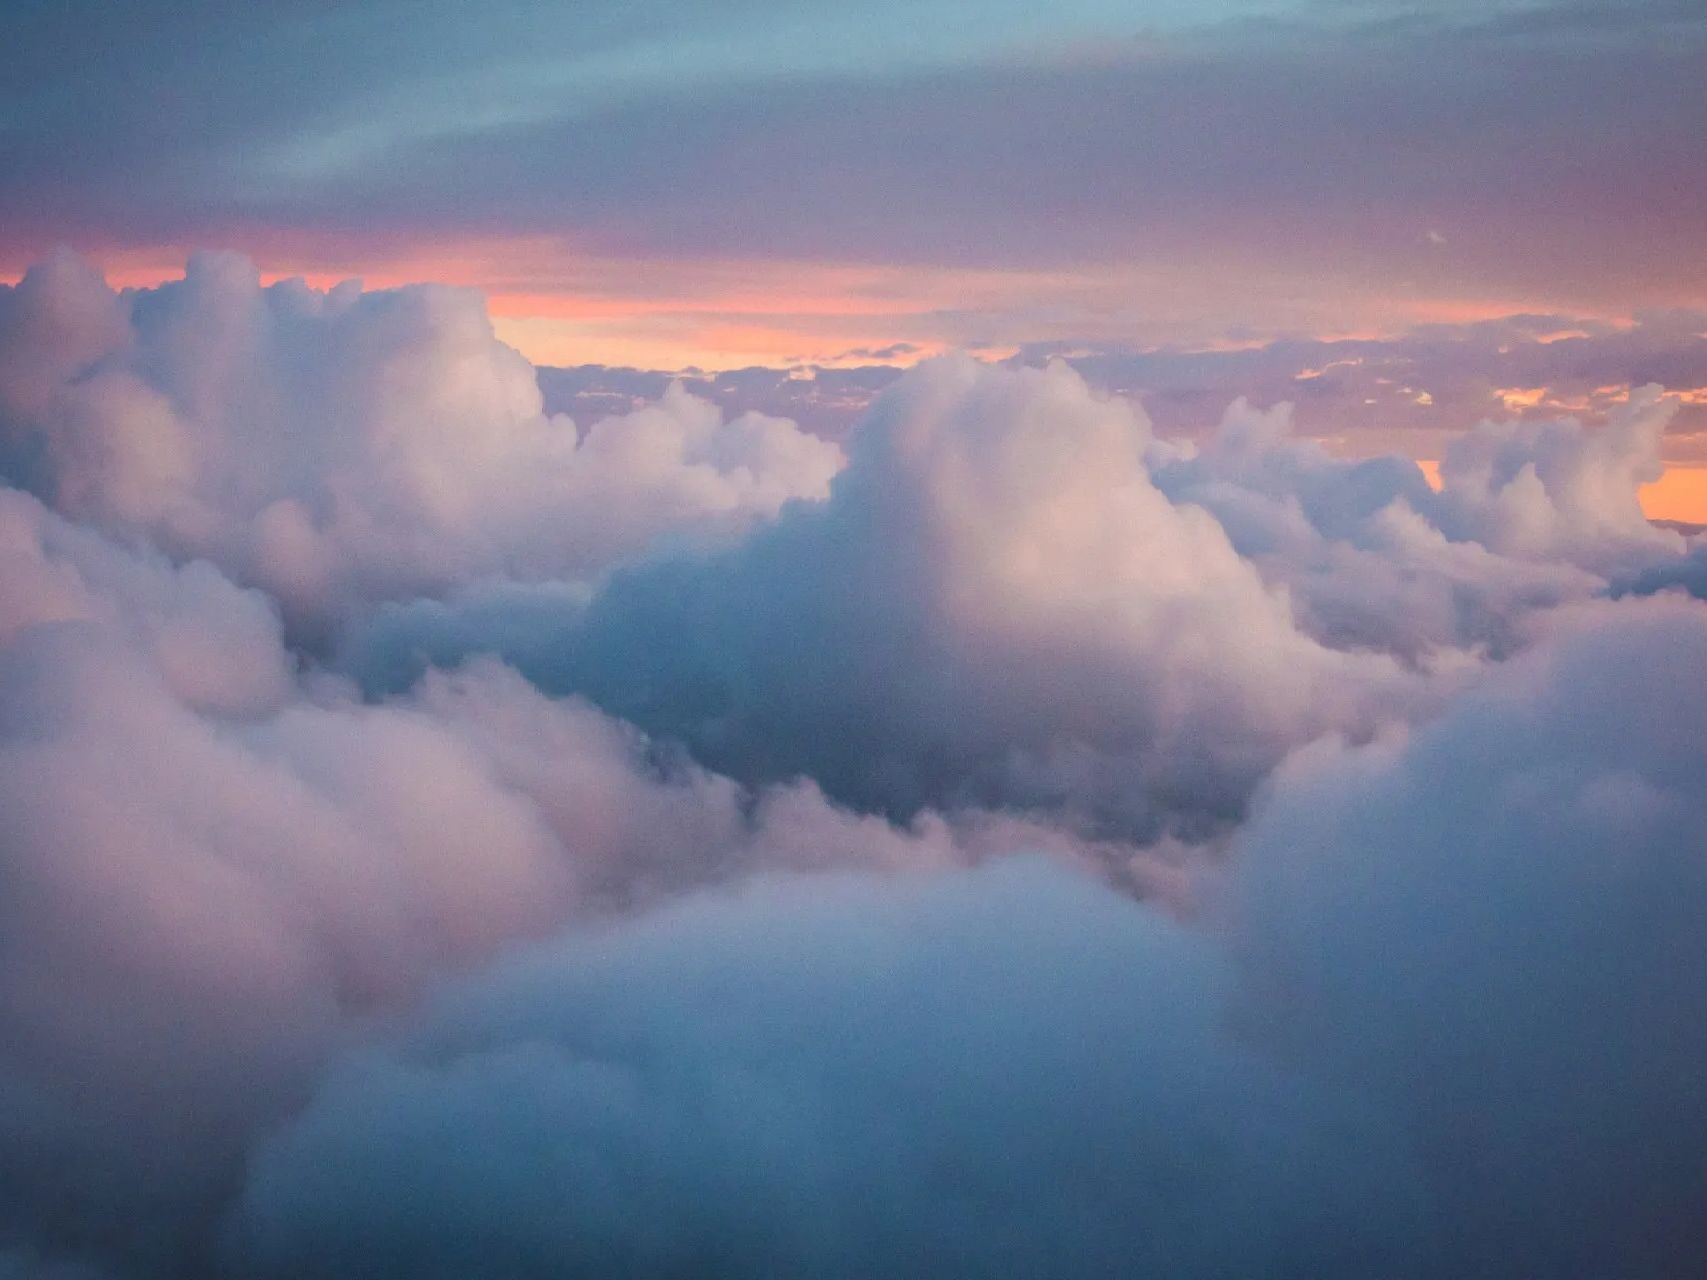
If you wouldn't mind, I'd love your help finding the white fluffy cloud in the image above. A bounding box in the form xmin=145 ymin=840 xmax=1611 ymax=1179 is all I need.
xmin=360 ymin=362 xmax=1686 ymax=837
xmin=359 ymin=358 xmax=1437 ymax=838
xmin=0 ymin=252 xmax=843 ymax=636
xmin=0 ymin=498 xmax=1151 ymax=1270
xmin=0 ymin=486 xmax=291 ymax=713
xmin=2 ymin=254 xmax=1707 ymax=1278
xmin=1429 ymin=383 xmax=1681 ymax=571
xmin=1150 ymin=394 xmax=1651 ymax=657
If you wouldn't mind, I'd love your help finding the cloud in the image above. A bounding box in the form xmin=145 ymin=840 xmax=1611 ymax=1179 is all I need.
xmin=1427 ymin=382 xmax=1679 ymax=569
xmin=0 ymin=485 xmax=291 ymax=714
xmin=0 ymin=253 xmax=843 ymax=638
xmin=1150 ymin=388 xmax=1683 ymax=651
xmin=1233 ymin=596 xmax=1707 ymax=1275
xmin=539 ymin=362 xmax=910 ymax=442
xmin=360 ymin=356 xmax=1437 ymax=838
xmin=1613 ymin=538 xmax=1707 ymax=599
xmin=1028 ymin=310 xmax=1707 ymax=449
xmin=540 ymin=308 xmax=1707 ymax=453
xmin=6 ymin=0 xmax=1705 ymax=332
xmin=0 ymin=249 xmax=1706 ymax=1278
xmin=230 ymin=860 xmax=1424 ymax=1280
xmin=357 ymin=363 xmax=1681 ymax=838
xmin=0 ymin=476 xmax=1155 ymax=1270
xmin=233 ymin=596 xmax=1707 ymax=1279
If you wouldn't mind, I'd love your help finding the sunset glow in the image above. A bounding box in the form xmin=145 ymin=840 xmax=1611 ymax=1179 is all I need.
xmin=1639 ymin=464 xmax=1707 ymax=525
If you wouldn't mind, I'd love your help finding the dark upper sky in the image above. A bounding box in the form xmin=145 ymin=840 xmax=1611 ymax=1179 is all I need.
xmin=3 ymin=0 xmax=1705 ymax=367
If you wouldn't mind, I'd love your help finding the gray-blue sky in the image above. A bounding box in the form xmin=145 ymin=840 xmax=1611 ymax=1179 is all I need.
xmin=4 ymin=0 xmax=1705 ymax=368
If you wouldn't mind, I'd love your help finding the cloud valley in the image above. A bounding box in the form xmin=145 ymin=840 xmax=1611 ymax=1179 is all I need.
xmin=1 ymin=254 xmax=1705 ymax=1278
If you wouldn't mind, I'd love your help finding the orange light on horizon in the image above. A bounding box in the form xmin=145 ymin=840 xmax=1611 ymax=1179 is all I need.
xmin=1416 ymin=459 xmax=1707 ymax=525
xmin=7 ymin=237 xmax=1701 ymax=378
xmin=1638 ymin=465 xmax=1707 ymax=526
xmin=0 ymin=240 xmax=1058 ymax=370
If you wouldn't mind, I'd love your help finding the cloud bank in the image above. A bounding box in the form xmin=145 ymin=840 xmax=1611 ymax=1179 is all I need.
xmin=543 ymin=307 xmax=1707 ymax=451
xmin=355 ymin=356 xmax=1679 ymax=836
xmin=1237 ymin=596 xmax=1707 ymax=1276
xmin=233 ymin=862 xmax=1423 ymax=1280
xmin=0 ymin=254 xmax=1705 ymax=1278
xmin=0 ymin=251 xmax=842 ymax=639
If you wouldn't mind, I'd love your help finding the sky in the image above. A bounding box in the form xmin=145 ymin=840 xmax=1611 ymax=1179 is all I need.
xmin=4 ymin=1 xmax=1705 ymax=367
xmin=8 ymin=6 xmax=1707 ymax=1278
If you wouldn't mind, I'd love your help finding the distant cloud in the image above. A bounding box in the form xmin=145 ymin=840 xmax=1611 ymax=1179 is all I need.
xmin=537 ymin=309 xmax=1707 ymax=457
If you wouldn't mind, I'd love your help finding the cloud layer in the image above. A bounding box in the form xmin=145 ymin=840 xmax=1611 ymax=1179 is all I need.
xmin=540 ymin=306 xmax=1707 ymax=458
xmin=0 ymin=255 xmax=1705 ymax=1277
xmin=234 ymin=862 xmax=1423 ymax=1280
xmin=1237 ymin=596 xmax=1707 ymax=1276
xmin=356 ymin=354 xmax=1680 ymax=837
xmin=241 ymin=599 xmax=1707 ymax=1278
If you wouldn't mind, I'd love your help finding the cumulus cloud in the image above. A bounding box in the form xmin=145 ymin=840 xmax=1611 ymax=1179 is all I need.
xmin=0 ymin=252 xmax=843 ymax=637
xmin=358 ymin=363 xmax=1683 ymax=836
xmin=364 ymin=359 xmax=1426 ymax=838
xmin=0 ymin=493 xmax=1152 ymax=1271
xmin=223 ymin=598 xmax=1707 ymax=1280
xmin=1428 ymin=384 xmax=1680 ymax=571
xmin=1149 ymin=393 xmax=1666 ymax=656
xmin=2 ymin=252 xmax=1707 ymax=1278
xmin=218 ymin=601 xmax=1707 ymax=1280
xmin=0 ymin=485 xmax=291 ymax=714
xmin=1234 ymin=596 xmax=1707 ymax=1276
xmin=231 ymin=861 xmax=1423 ymax=1280
xmin=1614 ymin=537 xmax=1707 ymax=599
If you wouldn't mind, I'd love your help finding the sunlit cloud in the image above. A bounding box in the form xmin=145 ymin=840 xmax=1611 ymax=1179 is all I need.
xmin=3 ymin=247 xmax=1707 ymax=1278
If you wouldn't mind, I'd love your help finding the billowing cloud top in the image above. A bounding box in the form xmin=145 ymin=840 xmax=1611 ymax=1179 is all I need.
xmin=0 ymin=251 xmax=843 ymax=635
xmin=1 ymin=254 xmax=1706 ymax=1278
